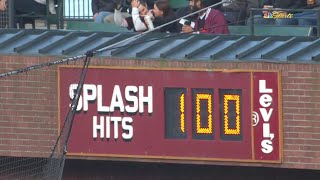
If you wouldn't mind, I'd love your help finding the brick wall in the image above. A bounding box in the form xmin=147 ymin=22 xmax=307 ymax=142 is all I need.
xmin=0 ymin=55 xmax=58 ymax=158
xmin=0 ymin=55 xmax=320 ymax=170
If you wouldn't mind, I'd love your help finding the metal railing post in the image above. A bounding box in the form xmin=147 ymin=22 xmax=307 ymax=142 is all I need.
xmin=59 ymin=0 xmax=64 ymax=29
xmin=250 ymin=9 xmax=254 ymax=36
xmin=317 ymin=10 xmax=320 ymax=37
xmin=8 ymin=0 xmax=15 ymax=28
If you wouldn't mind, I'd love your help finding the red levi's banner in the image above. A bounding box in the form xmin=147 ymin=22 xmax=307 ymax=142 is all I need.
xmin=58 ymin=66 xmax=282 ymax=164
xmin=253 ymin=72 xmax=282 ymax=162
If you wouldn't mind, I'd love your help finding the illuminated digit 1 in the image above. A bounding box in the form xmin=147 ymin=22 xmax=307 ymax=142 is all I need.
xmin=196 ymin=94 xmax=213 ymax=134
xmin=224 ymin=95 xmax=241 ymax=135
xmin=180 ymin=93 xmax=185 ymax=133
xmin=165 ymin=88 xmax=187 ymax=139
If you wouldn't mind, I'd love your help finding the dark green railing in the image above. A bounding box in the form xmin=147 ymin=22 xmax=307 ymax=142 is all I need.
xmin=249 ymin=8 xmax=320 ymax=37
xmin=63 ymin=0 xmax=92 ymax=21
xmin=7 ymin=0 xmax=64 ymax=29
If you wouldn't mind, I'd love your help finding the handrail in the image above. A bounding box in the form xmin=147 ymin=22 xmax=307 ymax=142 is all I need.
xmin=250 ymin=8 xmax=320 ymax=12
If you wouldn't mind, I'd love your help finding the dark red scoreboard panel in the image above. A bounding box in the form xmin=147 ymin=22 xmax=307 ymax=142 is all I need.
xmin=58 ymin=67 xmax=282 ymax=163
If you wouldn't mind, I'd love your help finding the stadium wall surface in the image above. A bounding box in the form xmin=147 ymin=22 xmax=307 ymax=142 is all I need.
xmin=0 ymin=55 xmax=320 ymax=170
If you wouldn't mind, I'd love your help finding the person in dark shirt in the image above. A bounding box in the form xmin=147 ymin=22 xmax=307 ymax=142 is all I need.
xmin=182 ymin=0 xmax=229 ymax=34
xmin=92 ymin=0 xmax=117 ymax=23
xmin=175 ymin=6 xmax=197 ymax=33
xmin=14 ymin=0 xmax=56 ymax=15
xmin=148 ymin=0 xmax=177 ymax=33
xmin=274 ymin=0 xmax=307 ymax=9
xmin=221 ymin=0 xmax=258 ymax=25
xmin=12 ymin=0 xmax=56 ymax=28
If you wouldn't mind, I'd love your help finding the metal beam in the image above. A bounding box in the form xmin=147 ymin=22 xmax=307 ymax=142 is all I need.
xmin=160 ymin=35 xmax=197 ymax=58
xmin=110 ymin=34 xmax=153 ymax=56
xmin=185 ymin=36 xmax=221 ymax=59
xmin=236 ymin=37 xmax=273 ymax=59
xmin=136 ymin=36 xmax=174 ymax=58
xmin=38 ymin=32 xmax=79 ymax=54
xmin=312 ymin=53 xmax=320 ymax=61
xmin=90 ymin=34 xmax=132 ymax=52
xmin=287 ymin=39 xmax=320 ymax=61
xmin=0 ymin=30 xmax=25 ymax=49
xmin=62 ymin=33 xmax=101 ymax=55
xmin=210 ymin=36 xmax=249 ymax=60
xmin=14 ymin=31 xmax=56 ymax=53
xmin=261 ymin=37 xmax=297 ymax=60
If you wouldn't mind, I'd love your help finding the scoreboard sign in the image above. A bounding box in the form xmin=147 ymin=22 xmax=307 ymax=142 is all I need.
xmin=58 ymin=66 xmax=282 ymax=163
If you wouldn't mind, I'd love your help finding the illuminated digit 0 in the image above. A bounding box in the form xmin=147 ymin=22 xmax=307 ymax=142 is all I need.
xmin=180 ymin=93 xmax=185 ymax=133
xmin=196 ymin=94 xmax=213 ymax=134
xmin=224 ymin=95 xmax=241 ymax=135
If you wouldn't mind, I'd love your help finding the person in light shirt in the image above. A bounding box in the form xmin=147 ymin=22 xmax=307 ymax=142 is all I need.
xmin=114 ymin=0 xmax=154 ymax=32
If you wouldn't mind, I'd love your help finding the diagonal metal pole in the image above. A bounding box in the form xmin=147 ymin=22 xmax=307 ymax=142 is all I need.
xmin=56 ymin=56 xmax=91 ymax=180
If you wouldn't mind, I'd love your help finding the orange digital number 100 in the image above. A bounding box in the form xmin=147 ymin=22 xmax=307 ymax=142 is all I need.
xmin=165 ymin=88 xmax=242 ymax=141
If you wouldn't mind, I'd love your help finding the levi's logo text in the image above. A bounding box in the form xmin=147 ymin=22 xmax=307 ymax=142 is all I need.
xmin=258 ymin=80 xmax=275 ymax=154
xmin=59 ymin=67 xmax=281 ymax=163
